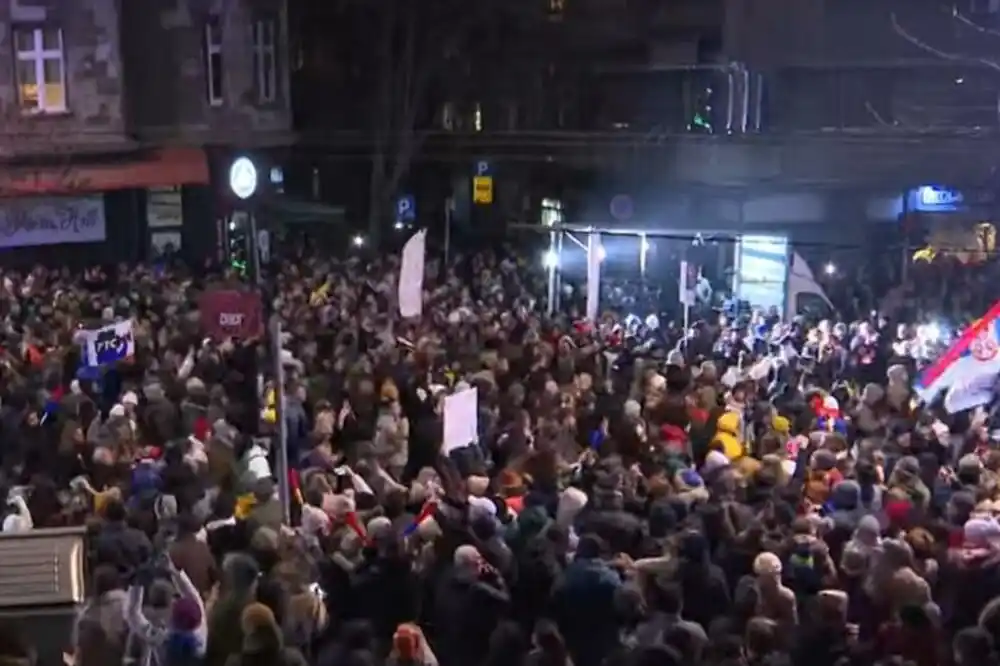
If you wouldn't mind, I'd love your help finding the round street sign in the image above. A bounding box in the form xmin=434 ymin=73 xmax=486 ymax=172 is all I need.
xmin=610 ymin=194 xmax=633 ymax=221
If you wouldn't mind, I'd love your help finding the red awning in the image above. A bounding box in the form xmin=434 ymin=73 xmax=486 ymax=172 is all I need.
xmin=0 ymin=147 xmax=209 ymax=198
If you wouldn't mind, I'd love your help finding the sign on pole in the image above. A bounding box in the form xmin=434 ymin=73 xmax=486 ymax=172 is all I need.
xmin=397 ymin=195 xmax=416 ymax=221
xmin=472 ymin=160 xmax=493 ymax=205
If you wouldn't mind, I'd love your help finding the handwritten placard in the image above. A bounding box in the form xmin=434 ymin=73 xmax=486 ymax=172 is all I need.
xmin=0 ymin=196 xmax=105 ymax=247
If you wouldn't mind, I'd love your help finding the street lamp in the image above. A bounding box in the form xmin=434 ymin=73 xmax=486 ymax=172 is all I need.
xmin=227 ymin=155 xmax=290 ymax=525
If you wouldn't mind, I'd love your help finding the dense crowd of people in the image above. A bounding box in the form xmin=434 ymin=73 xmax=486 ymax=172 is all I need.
xmin=0 ymin=240 xmax=998 ymax=666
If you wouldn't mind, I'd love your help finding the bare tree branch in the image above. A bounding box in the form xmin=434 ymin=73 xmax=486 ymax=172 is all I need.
xmin=864 ymin=101 xmax=894 ymax=127
xmin=953 ymin=7 xmax=1000 ymax=39
xmin=890 ymin=11 xmax=1000 ymax=73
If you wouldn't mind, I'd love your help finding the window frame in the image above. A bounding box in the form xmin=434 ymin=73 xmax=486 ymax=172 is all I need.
xmin=12 ymin=25 xmax=67 ymax=115
xmin=969 ymin=0 xmax=1000 ymax=14
xmin=251 ymin=18 xmax=278 ymax=104
xmin=205 ymin=14 xmax=224 ymax=107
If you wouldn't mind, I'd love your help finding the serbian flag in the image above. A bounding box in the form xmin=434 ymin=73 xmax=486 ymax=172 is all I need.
xmin=403 ymin=500 xmax=437 ymax=537
xmin=915 ymin=300 xmax=1000 ymax=406
xmin=40 ymin=385 xmax=65 ymax=425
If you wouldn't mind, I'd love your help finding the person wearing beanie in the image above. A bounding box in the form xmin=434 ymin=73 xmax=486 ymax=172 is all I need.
xmin=125 ymin=557 xmax=206 ymax=666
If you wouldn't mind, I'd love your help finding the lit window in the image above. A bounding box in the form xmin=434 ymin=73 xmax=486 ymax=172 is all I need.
xmin=473 ymin=102 xmax=483 ymax=132
xmin=549 ymin=0 xmax=566 ymax=15
xmin=13 ymin=27 xmax=66 ymax=114
xmin=441 ymin=102 xmax=456 ymax=130
xmin=541 ymin=198 xmax=564 ymax=227
xmin=205 ymin=15 xmax=224 ymax=106
xmin=252 ymin=18 xmax=278 ymax=103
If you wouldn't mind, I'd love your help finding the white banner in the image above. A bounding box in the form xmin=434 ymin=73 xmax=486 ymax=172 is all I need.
xmin=0 ymin=196 xmax=105 ymax=247
xmin=399 ymin=229 xmax=426 ymax=318
xmin=586 ymin=232 xmax=601 ymax=321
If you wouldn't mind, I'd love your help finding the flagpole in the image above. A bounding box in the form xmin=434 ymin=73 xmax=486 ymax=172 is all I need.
xmin=249 ymin=211 xmax=291 ymax=525
xmin=272 ymin=316 xmax=291 ymax=524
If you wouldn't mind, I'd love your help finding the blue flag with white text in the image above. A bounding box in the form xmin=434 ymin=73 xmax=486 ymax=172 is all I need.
xmin=84 ymin=320 xmax=135 ymax=367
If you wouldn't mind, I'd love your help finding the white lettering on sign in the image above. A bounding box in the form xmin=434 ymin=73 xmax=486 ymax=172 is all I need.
xmin=0 ymin=196 xmax=106 ymax=247
xmin=219 ymin=313 xmax=246 ymax=327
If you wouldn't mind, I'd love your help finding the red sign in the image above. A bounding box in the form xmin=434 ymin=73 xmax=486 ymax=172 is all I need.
xmin=199 ymin=289 xmax=264 ymax=340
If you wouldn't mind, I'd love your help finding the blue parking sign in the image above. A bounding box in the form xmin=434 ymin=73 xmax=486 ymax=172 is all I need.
xmin=397 ymin=195 xmax=415 ymax=221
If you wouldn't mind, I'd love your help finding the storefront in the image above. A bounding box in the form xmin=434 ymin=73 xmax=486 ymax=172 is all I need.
xmin=0 ymin=147 xmax=213 ymax=266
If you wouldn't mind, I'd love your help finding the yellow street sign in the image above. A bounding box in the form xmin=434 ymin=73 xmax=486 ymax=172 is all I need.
xmin=473 ymin=175 xmax=493 ymax=204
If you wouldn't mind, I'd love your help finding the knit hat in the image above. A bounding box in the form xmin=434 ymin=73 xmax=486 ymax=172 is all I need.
xmin=963 ymin=517 xmax=1000 ymax=547
xmin=171 ymin=596 xmax=202 ymax=632
xmin=885 ymin=498 xmax=913 ymax=526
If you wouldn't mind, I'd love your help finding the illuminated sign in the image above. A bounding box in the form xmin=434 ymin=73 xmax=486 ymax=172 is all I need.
xmin=473 ymin=176 xmax=493 ymax=205
xmin=912 ymin=185 xmax=965 ymax=212
xmin=919 ymin=186 xmax=963 ymax=207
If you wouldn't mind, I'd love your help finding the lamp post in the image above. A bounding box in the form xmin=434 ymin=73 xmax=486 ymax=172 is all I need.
xmin=228 ymin=156 xmax=291 ymax=525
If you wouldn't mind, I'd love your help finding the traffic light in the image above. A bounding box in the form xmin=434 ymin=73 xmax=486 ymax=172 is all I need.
xmin=688 ymin=85 xmax=714 ymax=133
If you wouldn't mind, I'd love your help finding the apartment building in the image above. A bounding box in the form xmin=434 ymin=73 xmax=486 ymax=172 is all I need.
xmin=0 ymin=0 xmax=291 ymax=265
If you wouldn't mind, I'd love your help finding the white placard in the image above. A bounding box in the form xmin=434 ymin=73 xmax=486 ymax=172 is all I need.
xmin=442 ymin=387 xmax=478 ymax=454
xmin=0 ymin=196 xmax=105 ymax=247
xmin=151 ymin=230 xmax=181 ymax=256
xmin=147 ymin=186 xmax=183 ymax=228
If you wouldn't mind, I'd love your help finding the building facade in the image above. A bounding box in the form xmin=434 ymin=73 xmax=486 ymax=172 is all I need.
xmin=295 ymin=0 xmax=1000 ymax=243
xmin=0 ymin=0 xmax=292 ymax=266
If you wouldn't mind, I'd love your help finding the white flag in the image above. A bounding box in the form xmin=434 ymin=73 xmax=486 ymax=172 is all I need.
xmin=398 ymin=229 xmax=426 ymax=318
xmin=679 ymin=261 xmax=697 ymax=307
xmin=586 ymin=232 xmax=601 ymax=321
xmin=786 ymin=252 xmax=833 ymax=320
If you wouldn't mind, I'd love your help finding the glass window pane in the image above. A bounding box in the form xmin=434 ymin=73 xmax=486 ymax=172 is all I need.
xmin=42 ymin=82 xmax=65 ymax=110
xmin=18 ymin=84 xmax=38 ymax=108
xmin=263 ymin=52 xmax=275 ymax=98
xmin=41 ymin=28 xmax=60 ymax=51
xmin=16 ymin=59 xmax=37 ymax=86
xmin=14 ymin=29 xmax=36 ymax=53
xmin=210 ymin=53 xmax=223 ymax=99
xmin=42 ymin=58 xmax=61 ymax=84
